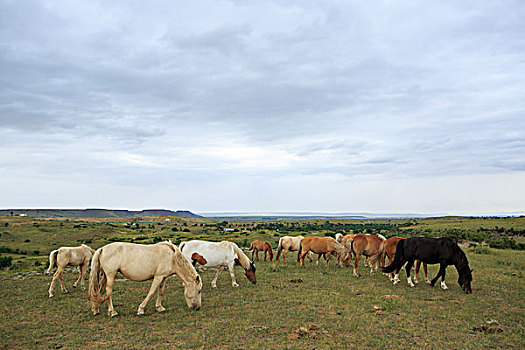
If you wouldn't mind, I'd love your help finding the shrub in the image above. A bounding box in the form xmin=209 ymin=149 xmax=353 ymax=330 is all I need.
xmin=0 ymin=256 xmax=12 ymax=269
xmin=33 ymin=250 xmax=40 ymax=255
xmin=24 ymin=239 xmax=30 ymax=243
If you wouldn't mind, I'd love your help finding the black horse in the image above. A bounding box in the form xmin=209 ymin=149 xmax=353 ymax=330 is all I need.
xmin=381 ymin=237 xmax=472 ymax=293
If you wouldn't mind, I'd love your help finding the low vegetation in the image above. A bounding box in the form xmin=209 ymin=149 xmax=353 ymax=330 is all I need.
xmin=0 ymin=215 xmax=524 ymax=348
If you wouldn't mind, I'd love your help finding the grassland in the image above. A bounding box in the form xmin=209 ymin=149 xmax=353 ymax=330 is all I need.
xmin=0 ymin=215 xmax=524 ymax=349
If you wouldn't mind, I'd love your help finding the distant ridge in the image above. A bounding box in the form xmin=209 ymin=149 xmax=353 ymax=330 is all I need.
xmin=0 ymin=209 xmax=202 ymax=218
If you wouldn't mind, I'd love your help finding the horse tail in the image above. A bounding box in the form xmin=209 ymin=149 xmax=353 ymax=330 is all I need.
xmin=381 ymin=239 xmax=405 ymax=273
xmin=46 ymin=250 xmax=58 ymax=274
xmin=371 ymin=239 xmax=386 ymax=268
xmin=297 ymin=240 xmax=303 ymax=263
xmin=248 ymin=242 xmax=255 ymax=251
xmin=275 ymin=238 xmax=283 ymax=261
xmin=267 ymin=242 xmax=274 ymax=261
xmin=88 ymin=248 xmax=107 ymax=307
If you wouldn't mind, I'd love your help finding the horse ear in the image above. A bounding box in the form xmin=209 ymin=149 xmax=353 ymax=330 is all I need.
xmin=470 ymin=268 xmax=473 ymax=273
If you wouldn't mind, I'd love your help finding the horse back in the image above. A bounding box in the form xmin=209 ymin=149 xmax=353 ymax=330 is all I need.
xmin=405 ymin=237 xmax=455 ymax=264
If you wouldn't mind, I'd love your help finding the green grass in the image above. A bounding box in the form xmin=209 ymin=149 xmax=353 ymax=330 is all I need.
xmin=1 ymin=248 xmax=524 ymax=349
xmin=0 ymin=216 xmax=524 ymax=348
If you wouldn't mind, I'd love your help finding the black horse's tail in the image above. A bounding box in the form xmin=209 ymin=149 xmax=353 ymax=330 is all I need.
xmin=381 ymin=239 xmax=405 ymax=273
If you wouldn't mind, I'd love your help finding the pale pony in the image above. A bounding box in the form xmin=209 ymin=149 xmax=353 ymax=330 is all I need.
xmin=88 ymin=241 xmax=202 ymax=317
xmin=47 ymin=244 xmax=95 ymax=297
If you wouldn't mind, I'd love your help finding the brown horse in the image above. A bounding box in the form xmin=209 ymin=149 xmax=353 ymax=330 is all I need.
xmin=378 ymin=237 xmax=429 ymax=284
xmin=249 ymin=240 xmax=274 ymax=262
xmin=350 ymin=234 xmax=386 ymax=276
xmin=297 ymin=237 xmax=350 ymax=267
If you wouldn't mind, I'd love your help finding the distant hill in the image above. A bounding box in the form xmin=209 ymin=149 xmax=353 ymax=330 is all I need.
xmin=0 ymin=209 xmax=202 ymax=219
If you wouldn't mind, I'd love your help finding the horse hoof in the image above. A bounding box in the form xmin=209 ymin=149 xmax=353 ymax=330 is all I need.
xmin=156 ymin=306 xmax=166 ymax=312
xmin=92 ymin=311 xmax=100 ymax=316
xmin=63 ymin=290 xmax=69 ymax=294
xmin=232 ymin=283 xmax=239 ymax=287
xmin=111 ymin=313 xmax=120 ymax=318
xmin=72 ymin=285 xmax=77 ymax=289
xmin=49 ymin=294 xmax=54 ymax=298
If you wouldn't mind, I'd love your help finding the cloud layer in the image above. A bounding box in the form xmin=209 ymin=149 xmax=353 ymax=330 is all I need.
xmin=1 ymin=0 xmax=524 ymax=214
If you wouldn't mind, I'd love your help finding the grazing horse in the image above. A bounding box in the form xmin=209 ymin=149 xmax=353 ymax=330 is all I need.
xmin=249 ymin=240 xmax=274 ymax=262
xmin=297 ymin=236 xmax=350 ymax=267
xmin=381 ymin=237 xmax=473 ymax=293
xmin=180 ymin=240 xmax=256 ymax=288
xmin=47 ymin=244 xmax=95 ymax=298
xmin=88 ymin=241 xmax=202 ymax=317
xmin=350 ymin=235 xmax=386 ymax=277
xmin=377 ymin=237 xmax=429 ymax=284
xmin=275 ymin=236 xmax=313 ymax=264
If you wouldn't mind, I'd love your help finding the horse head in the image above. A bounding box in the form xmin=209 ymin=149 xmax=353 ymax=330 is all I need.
xmin=183 ymin=274 xmax=203 ymax=310
xmin=458 ymin=268 xmax=473 ymax=294
xmin=243 ymin=261 xmax=257 ymax=284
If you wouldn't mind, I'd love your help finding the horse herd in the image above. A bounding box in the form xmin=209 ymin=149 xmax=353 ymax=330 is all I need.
xmin=45 ymin=234 xmax=473 ymax=317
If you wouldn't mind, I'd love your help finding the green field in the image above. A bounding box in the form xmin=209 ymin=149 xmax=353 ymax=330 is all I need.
xmin=0 ymin=216 xmax=524 ymax=349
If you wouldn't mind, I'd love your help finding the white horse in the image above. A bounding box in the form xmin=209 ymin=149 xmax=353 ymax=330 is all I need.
xmin=179 ymin=240 xmax=256 ymax=288
xmin=46 ymin=244 xmax=95 ymax=298
xmin=335 ymin=233 xmax=343 ymax=243
xmin=88 ymin=241 xmax=202 ymax=317
xmin=275 ymin=236 xmax=313 ymax=264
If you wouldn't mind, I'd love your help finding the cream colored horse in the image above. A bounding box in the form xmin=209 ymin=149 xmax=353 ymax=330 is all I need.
xmin=179 ymin=240 xmax=256 ymax=288
xmin=88 ymin=241 xmax=202 ymax=317
xmin=47 ymin=244 xmax=95 ymax=298
xmin=275 ymin=236 xmax=313 ymax=264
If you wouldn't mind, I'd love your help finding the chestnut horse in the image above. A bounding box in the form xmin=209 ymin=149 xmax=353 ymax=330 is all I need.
xmin=275 ymin=236 xmax=313 ymax=264
xmin=249 ymin=240 xmax=274 ymax=262
xmin=350 ymin=234 xmax=386 ymax=276
xmin=377 ymin=237 xmax=429 ymax=284
xmin=47 ymin=244 xmax=95 ymax=297
xmin=297 ymin=236 xmax=350 ymax=267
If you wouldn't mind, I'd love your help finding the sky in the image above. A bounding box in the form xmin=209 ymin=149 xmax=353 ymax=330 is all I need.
xmin=1 ymin=0 xmax=524 ymax=215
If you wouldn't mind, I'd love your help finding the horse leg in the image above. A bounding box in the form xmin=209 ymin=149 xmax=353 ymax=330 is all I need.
xmin=325 ymin=252 xmax=330 ymax=267
xmin=227 ymin=262 xmax=239 ymax=287
xmin=424 ymin=263 xmax=430 ymax=284
xmin=439 ymin=264 xmax=448 ymax=290
xmin=73 ymin=264 xmax=83 ymax=288
xmin=405 ymin=260 xmax=416 ymax=287
xmin=264 ymin=250 xmax=267 ymax=262
xmin=155 ymin=277 xmax=168 ymax=312
xmin=251 ymin=249 xmax=255 ymax=261
xmin=137 ymin=275 xmax=164 ymax=316
xmin=430 ymin=265 xmax=444 ymax=287
xmin=283 ymin=250 xmax=287 ymax=264
xmin=105 ymin=274 xmax=118 ymax=317
xmin=212 ymin=266 xmax=225 ymax=288
xmin=414 ymin=260 xmax=421 ymax=284
xmin=48 ymin=265 xmax=64 ymax=297
xmin=353 ymin=253 xmax=362 ymax=277
xmin=316 ymin=254 xmax=321 ymax=266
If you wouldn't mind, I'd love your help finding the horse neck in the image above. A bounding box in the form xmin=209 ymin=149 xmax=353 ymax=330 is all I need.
xmin=172 ymin=247 xmax=198 ymax=282
xmin=231 ymin=244 xmax=251 ymax=269
xmin=452 ymin=248 xmax=469 ymax=274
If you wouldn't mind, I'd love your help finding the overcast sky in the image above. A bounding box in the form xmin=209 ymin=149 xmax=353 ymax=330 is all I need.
xmin=1 ymin=0 xmax=524 ymax=215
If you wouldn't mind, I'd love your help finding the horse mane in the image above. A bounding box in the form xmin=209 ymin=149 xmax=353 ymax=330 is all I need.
xmin=221 ymin=241 xmax=252 ymax=270
xmin=160 ymin=241 xmax=199 ymax=280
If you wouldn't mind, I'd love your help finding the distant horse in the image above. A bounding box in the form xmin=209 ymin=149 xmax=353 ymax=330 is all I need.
xmin=297 ymin=236 xmax=350 ymax=267
xmin=376 ymin=237 xmax=429 ymax=283
xmin=275 ymin=236 xmax=313 ymax=264
xmin=47 ymin=244 xmax=95 ymax=297
xmin=350 ymin=235 xmax=386 ymax=277
xmin=180 ymin=240 xmax=256 ymax=288
xmin=88 ymin=241 xmax=202 ymax=317
xmin=249 ymin=240 xmax=274 ymax=262
xmin=381 ymin=237 xmax=473 ymax=293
